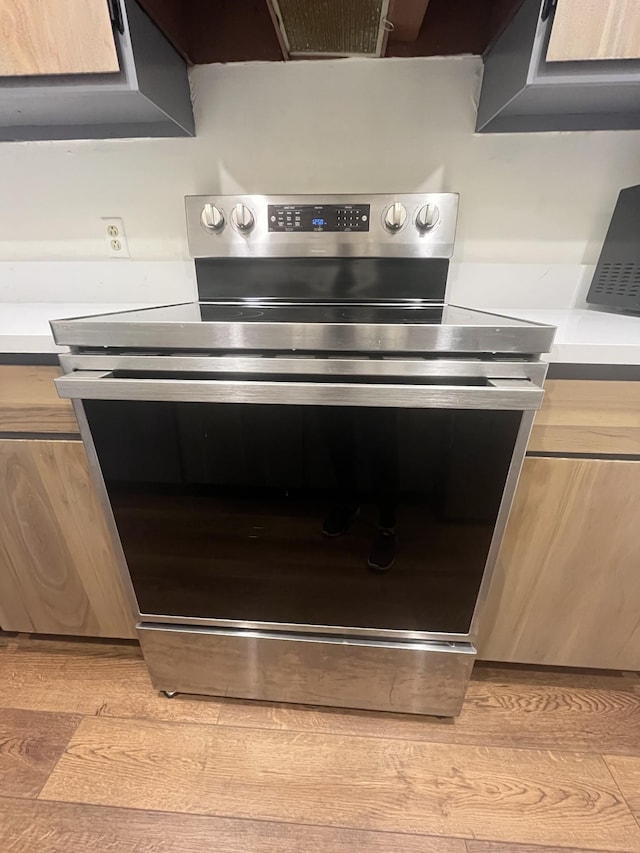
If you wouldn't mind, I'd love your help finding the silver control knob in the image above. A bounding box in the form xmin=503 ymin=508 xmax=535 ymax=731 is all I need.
xmin=231 ymin=203 xmax=255 ymax=232
xmin=383 ymin=202 xmax=407 ymax=232
xmin=200 ymin=203 xmax=225 ymax=233
xmin=415 ymin=203 xmax=440 ymax=232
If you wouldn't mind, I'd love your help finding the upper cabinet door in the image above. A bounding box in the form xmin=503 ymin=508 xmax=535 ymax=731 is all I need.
xmin=0 ymin=0 xmax=194 ymax=139
xmin=0 ymin=0 xmax=119 ymax=77
xmin=477 ymin=0 xmax=640 ymax=132
xmin=547 ymin=0 xmax=640 ymax=62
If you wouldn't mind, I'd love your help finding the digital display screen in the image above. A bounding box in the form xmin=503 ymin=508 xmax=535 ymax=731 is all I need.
xmin=268 ymin=204 xmax=370 ymax=232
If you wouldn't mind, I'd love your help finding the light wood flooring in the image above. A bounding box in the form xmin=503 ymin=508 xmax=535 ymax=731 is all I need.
xmin=1 ymin=632 xmax=639 ymax=852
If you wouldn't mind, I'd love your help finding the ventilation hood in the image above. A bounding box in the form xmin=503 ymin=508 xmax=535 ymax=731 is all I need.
xmin=267 ymin=0 xmax=391 ymax=58
xmin=136 ymin=0 xmax=524 ymax=66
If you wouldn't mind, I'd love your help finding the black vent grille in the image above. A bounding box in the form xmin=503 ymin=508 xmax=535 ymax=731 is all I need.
xmin=593 ymin=262 xmax=640 ymax=298
xmin=586 ymin=185 xmax=640 ymax=312
xmin=588 ymin=260 xmax=640 ymax=310
xmin=270 ymin=0 xmax=387 ymax=57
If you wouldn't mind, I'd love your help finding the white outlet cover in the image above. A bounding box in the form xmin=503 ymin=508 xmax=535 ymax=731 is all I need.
xmin=102 ymin=217 xmax=130 ymax=259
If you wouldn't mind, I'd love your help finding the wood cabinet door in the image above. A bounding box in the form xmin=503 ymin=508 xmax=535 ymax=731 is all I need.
xmin=547 ymin=0 xmax=640 ymax=61
xmin=0 ymin=439 xmax=135 ymax=639
xmin=0 ymin=0 xmax=120 ymax=76
xmin=479 ymin=457 xmax=640 ymax=670
xmin=0 ymin=366 xmax=79 ymax=434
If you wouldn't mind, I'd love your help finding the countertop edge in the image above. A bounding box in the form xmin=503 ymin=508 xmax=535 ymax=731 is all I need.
xmin=1 ymin=303 xmax=639 ymax=366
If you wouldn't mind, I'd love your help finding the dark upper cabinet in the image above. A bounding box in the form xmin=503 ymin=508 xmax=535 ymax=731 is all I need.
xmin=0 ymin=0 xmax=194 ymax=141
xmin=477 ymin=0 xmax=640 ymax=133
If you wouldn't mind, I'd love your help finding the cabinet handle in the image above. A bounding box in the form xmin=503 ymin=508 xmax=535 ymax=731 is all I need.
xmin=541 ymin=0 xmax=558 ymax=22
xmin=107 ymin=0 xmax=125 ymax=34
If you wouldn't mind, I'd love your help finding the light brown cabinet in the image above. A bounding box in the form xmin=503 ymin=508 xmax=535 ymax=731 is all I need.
xmin=0 ymin=0 xmax=120 ymax=77
xmin=480 ymin=457 xmax=640 ymax=669
xmin=0 ymin=438 xmax=136 ymax=639
xmin=547 ymin=0 xmax=640 ymax=62
xmin=0 ymin=364 xmax=136 ymax=640
xmin=479 ymin=376 xmax=640 ymax=671
xmin=528 ymin=379 xmax=640 ymax=456
xmin=0 ymin=366 xmax=78 ymax=434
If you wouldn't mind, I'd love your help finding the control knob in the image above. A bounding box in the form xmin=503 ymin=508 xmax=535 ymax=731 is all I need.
xmin=200 ymin=203 xmax=225 ymax=233
xmin=416 ymin=203 xmax=440 ymax=232
xmin=231 ymin=203 xmax=255 ymax=232
xmin=383 ymin=202 xmax=407 ymax=232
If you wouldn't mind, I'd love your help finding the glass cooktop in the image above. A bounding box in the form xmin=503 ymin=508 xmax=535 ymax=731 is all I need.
xmin=198 ymin=303 xmax=448 ymax=324
xmin=57 ymin=302 xmax=546 ymax=328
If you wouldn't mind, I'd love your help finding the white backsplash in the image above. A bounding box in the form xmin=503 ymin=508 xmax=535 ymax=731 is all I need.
xmin=0 ymin=57 xmax=637 ymax=270
xmin=447 ymin=263 xmax=591 ymax=310
xmin=0 ymin=259 xmax=589 ymax=310
xmin=0 ymin=260 xmax=196 ymax=304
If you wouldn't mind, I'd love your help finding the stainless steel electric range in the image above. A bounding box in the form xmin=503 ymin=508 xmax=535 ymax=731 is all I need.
xmin=52 ymin=193 xmax=554 ymax=717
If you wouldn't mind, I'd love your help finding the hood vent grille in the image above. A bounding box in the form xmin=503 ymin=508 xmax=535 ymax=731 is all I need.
xmin=269 ymin=0 xmax=390 ymax=58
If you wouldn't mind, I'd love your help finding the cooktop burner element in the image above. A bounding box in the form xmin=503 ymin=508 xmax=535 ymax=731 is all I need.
xmin=212 ymin=307 xmax=266 ymax=320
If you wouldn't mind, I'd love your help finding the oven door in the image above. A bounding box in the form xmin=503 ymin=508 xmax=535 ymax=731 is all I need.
xmin=57 ymin=361 xmax=541 ymax=644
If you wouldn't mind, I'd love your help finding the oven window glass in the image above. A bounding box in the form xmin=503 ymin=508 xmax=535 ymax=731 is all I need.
xmin=84 ymin=400 xmax=522 ymax=635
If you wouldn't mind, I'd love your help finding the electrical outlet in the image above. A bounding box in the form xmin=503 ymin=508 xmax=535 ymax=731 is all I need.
xmin=102 ymin=217 xmax=130 ymax=258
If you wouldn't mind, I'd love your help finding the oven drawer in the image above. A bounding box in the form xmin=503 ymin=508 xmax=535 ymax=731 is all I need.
xmin=138 ymin=625 xmax=476 ymax=716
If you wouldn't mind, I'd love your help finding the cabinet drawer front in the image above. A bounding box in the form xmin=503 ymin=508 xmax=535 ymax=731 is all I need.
xmin=529 ymin=380 xmax=640 ymax=455
xmin=0 ymin=366 xmax=78 ymax=434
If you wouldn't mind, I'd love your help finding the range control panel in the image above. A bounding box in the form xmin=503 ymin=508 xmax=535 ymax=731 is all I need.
xmin=268 ymin=204 xmax=370 ymax=232
xmin=186 ymin=193 xmax=459 ymax=260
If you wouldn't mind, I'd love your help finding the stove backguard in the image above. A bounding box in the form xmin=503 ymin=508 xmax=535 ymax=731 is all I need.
xmin=195 ymin=257 xmax=449 ymax=304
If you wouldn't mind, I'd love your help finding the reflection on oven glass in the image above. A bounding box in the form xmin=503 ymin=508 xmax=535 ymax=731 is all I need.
xmin=84 ymin=400 xmax=522 ymax=635
xmin=320 ymin=408 xmax=398 ymax=572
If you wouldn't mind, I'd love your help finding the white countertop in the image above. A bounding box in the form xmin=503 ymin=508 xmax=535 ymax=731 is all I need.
xmin=0 ymin=302 xmax=639 ymax=365
xmin=492 ymin=307 xmax=640 ymax=365
xmin=0 ymin=303 xmax=156 ymax=353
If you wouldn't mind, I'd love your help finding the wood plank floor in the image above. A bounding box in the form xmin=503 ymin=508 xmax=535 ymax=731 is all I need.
xmin=1 ymin=632 xmax=639 ymax=853
xmin=0 ymin=708 xmax=80 ymax=799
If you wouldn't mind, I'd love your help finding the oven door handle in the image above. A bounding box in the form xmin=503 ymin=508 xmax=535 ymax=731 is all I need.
xmin=56 ymin=371 xmax=544 ymax=411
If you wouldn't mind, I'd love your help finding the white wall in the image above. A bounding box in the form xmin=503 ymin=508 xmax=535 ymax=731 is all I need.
xmin=0 ymin=56 xmax=639 ymax=267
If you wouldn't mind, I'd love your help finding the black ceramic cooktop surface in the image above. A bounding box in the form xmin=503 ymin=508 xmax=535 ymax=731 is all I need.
xmin=197 ymin=303 xmax=446 ymax=324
